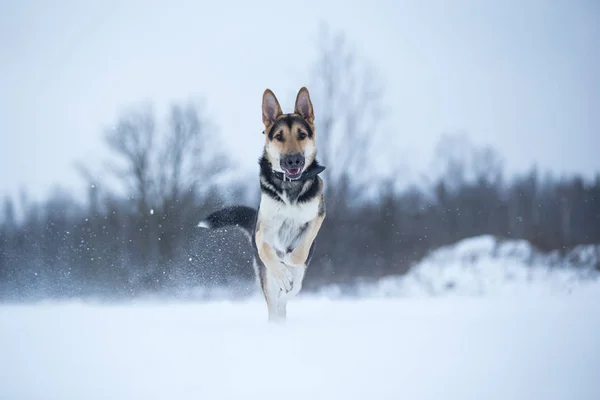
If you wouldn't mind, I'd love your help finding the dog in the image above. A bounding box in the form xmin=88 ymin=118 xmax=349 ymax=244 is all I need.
xmin=198 ymin=87 xmax=326 ymax=322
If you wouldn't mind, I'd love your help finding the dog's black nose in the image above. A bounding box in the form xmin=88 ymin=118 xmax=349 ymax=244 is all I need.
xmin=282 ymin=153 xmax=304 ymax=169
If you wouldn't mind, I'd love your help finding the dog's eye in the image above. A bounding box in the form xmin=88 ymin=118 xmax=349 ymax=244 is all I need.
xmin=298 ymin=131 xmax=307 ymax=140
xmin=275 ymin=132 xmax=284 ymax=142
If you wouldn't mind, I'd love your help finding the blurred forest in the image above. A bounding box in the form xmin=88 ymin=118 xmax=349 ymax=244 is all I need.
xmin=1 ymin=27 xmax=599 ymax=301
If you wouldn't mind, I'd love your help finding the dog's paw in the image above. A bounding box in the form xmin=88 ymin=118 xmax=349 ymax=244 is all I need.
xmin=270 ymin=263 xmax=293 ymax=292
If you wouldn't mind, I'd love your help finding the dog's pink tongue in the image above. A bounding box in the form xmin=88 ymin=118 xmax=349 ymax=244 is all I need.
xmin=288 ymin=168 xmax=300 ymax=175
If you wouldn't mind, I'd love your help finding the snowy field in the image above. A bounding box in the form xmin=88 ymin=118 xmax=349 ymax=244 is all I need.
xmin=2 ymin=236 xmax=600 ymax=400
xmin=2 ymin=286 xmax=600 ymax=400
xmin=319 ymin=235 xmax=600 ymax=299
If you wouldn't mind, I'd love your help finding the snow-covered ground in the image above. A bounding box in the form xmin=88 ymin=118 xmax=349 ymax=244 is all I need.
xmin=2 ymin=286 xmax=600 ymax=400
xmin=319 ymin=235 xmax=600 ymax=299
xmin=2 ymin=236 xmax=600 ymax=399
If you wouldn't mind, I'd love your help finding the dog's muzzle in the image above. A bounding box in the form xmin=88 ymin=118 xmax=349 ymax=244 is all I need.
xmin=280 ymin=153 xmax=305 ymax=180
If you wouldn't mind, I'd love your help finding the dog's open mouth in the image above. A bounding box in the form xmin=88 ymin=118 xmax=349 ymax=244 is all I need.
xmin=284 ymin=167 xmax=302 ymax=180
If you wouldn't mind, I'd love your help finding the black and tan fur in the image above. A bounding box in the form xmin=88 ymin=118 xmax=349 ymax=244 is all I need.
xmin=198 ymin=87 xmax=325 ymax=321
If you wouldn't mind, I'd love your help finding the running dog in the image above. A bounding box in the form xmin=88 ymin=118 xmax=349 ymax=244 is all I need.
xmin=198 ymin=87 xmax=326 ymax=322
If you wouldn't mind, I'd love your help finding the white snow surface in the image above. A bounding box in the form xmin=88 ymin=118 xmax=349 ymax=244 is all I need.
xmin=2 ymin=235 xmax=600 ymax=399
xmin=319 ymin=235 xmax=600 ymax=299
xmin=2 ymin=287 xmax=600 ymax=400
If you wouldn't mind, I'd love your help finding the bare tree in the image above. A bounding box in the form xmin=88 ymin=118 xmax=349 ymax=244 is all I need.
xmin=430 ymin=132 xmax=469 ymax=193
xmin=104 ymin=104 xmax=157 ymax=215
xmin=97 ymin=100 xmax=229 ymax=284
xmin=431 ymin=132 xmax=504 ymax=190
xmin=158 ymin=101 xmax=228 ymax=214
xmin=309 ymin=25 xmax=385 ymax=207
xmin=101 ymin=100 xmax=228 ymax=215
xmin=2 ymin=197 xmax=16 ymax=231
xmin=302 ymin=26 xmax=387 ymax=280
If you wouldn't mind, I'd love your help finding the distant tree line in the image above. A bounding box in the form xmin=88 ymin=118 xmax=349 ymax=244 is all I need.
xmin=1 ymin=26 xmax=599 ymax=301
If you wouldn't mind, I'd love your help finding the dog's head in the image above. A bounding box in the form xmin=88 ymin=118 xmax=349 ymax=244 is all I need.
xmin=261 ymin=87 xmax=316 ymax=180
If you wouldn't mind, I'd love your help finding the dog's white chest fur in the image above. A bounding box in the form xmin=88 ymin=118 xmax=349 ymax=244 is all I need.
xmin=258 ymin=193 xmax=319 ymax=254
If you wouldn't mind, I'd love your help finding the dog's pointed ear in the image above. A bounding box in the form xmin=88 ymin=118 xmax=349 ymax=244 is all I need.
xmin=262 ymin=89 xmax=283 ymax=127
xmin=294 ymin=87 xmax=314 ymax=124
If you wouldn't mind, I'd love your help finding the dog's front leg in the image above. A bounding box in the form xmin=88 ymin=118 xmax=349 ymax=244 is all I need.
xmin=284 ymin=215 xmax=325 ymax=267
xmin=255 ymin=223 xmax=293 ymax=292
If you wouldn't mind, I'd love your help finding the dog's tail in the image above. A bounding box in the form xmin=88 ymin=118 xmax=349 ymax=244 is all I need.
xmin=197 ymin=205 xmax=257 ymax=239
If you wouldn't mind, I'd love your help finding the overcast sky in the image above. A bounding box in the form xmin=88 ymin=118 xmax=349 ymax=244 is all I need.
xmin=1 ymin=0 xmax=599 ymax=203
